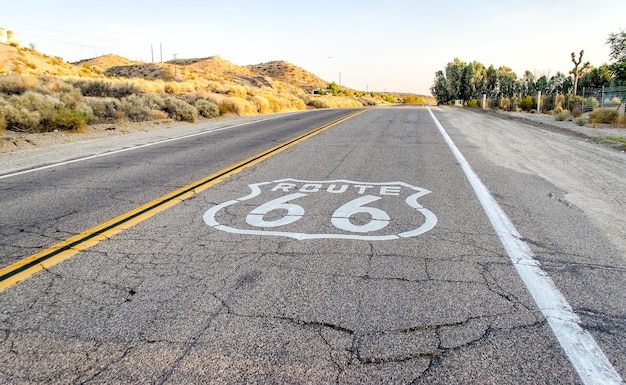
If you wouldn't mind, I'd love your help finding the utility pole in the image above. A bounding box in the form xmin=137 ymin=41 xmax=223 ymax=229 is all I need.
xmin=173 ymin=54 xmax=177 ymax=79
xmin=339 ymin=72 xmax=342 ymax=87
xmin=151 ymin=45 xmax=154 ymax=63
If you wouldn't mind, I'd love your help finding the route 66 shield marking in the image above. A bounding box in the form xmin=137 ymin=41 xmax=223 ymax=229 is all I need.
xmin=203 ymin=178 xmax=437 ymax=240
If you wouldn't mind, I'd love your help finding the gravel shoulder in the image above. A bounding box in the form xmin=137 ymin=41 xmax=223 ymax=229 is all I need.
xmin=438 ymin=106 xmax=626 ymax=259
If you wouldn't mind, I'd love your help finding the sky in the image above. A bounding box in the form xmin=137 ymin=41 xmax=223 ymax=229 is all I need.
xmin=2 ymin=0 xmax=625 ymax=95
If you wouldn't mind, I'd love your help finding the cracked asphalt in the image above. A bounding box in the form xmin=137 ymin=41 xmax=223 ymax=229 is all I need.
xmin=0 ymin=106 xmax=624 ymax=384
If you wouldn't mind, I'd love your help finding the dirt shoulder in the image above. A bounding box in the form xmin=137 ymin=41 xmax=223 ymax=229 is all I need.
xmin=439 ymin=106 xmax=626 ymax=258
xmin=481 ymin=109 xmax=626 ymax=151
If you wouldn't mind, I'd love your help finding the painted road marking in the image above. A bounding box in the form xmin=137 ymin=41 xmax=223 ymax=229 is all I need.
xmin=427 ymin=108 xmax=623 ymax=385
xmin=0 ymin=110 xmax=366 ymax=292
xmin=0 ymin=113 xmax=296 ymax=180
xmin=204 ymin=178 xmax=437 ymax=240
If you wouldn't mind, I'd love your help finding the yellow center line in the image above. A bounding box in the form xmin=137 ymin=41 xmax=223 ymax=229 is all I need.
xmin=0 ymin=109 xmax=367 ymax=292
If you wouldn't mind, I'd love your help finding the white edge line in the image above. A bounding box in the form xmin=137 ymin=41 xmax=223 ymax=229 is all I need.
xmin=427 ymin=107 xmax=623 ymax=385
xmin=0 ymin=113 xmax=295 ymax=180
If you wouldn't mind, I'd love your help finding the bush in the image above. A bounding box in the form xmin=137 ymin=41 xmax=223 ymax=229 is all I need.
xmin=576 ymin=117 xmax=586 ymax=126
xmin=499 ymin=97 xmax=511 ymax=111
xmin=85 ymin=97 xmax=124 ymax=122
xmin=519 ymin=95 xmax=534 ymax=111
xmin=588 ymin=108 xmax=619 ymax=124
xmin=195 ymin=99 xmax=219 ymax=118
xmin=466 ymin=99 xmax=479 ymax=108
xmin=164 ymin=81 xmax=195 ymax=94
xmin=121 ymin=94 xmax=155 ymax=122
xmin=46 ymin=108 xmax=90 ymax=131
xmin=0 ymin=104 xmax=41 ymax=131
xmin=73 ymin=79 xmax=140 ymax=98
xmin=554 ymin=111 xmax=571 ymax=121
xmin=251 ymin=95 xmax=271 ymax=114
xmin=0 ymin=74 xmax=38 ymax=95
xmin=162 ymin=96 xmax=198 ymax=122
xmin=568 ymin=96 xmax=583 ymax=117
xmin=0 ymin=113 xmax=6 ymax=130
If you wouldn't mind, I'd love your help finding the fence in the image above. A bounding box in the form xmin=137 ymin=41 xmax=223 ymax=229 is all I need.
xmin=480 ymin=85 xmax=626 ymax=115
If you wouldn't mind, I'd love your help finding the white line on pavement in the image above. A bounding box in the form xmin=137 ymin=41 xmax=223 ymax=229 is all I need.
xmin=427 ymin=107 xmax=623 ymax=385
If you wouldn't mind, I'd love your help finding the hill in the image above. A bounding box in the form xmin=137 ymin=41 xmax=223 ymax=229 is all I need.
xmin=0 ymin=44 xmax=95 ymax=77
xmin=0 ymin=42 xmax=434 ymax=137
xmin=248 ymin=61 xmax=327 ymax=91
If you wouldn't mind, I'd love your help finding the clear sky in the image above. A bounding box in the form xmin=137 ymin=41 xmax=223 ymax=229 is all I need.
xmin=3 ymin=1 xmax=625 ymax=95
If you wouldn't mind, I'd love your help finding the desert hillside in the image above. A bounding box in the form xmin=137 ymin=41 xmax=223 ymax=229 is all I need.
xmin=0 ymin=42 xmax=432 ymax=136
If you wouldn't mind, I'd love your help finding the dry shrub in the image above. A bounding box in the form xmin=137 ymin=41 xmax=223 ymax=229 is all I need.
xmin=151 ymin=109 xmax=169 ymax=120
xmin=72 ymin=79 xmax=140 ymax=98
xmin=121 ymin=94 xmax=156 ymax=122
xmin=161 ymin=96 xmax=198 ymax=122
xmin=251 ymin=95 xmax=271 ymax=114
xmin=11 ymin=91 xmax=63 ymax=113
xmin=85 ymin=97 xmax=124 ymax=122
xmin=132 ymin=78 xmax=166 ymax=94
xmin=195 ymin=99 xmax=219 ymax=118
xmin=205 ymin=94 xmax=257 ymax=116
xmin=43 ymin=78 xmax=75 ymax=94
xmin=0 ymin=113 xmax=6 ymax=131
xmin=0 ymin=104 xmax=41 ymax=131
xmin=227 ymin=85 xmax=248 ymax=98
xmin=205 ymin=81 xmax=226 ymax=93
xmin=46 ymin=107 xmax=90 ymax=132
xmin=0 ymin=74 xmax=38 ymax=95
xmin=164 ymin=81 xmax=196 ymax=94
xmin=588 ymin=108 xmax=619 ymax=124
xmin=301 ymin=95 xmax=364 ymax=109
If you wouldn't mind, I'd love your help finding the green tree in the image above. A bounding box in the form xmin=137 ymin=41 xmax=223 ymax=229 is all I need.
xmin=485 ymin=65 xmax=498 ymax=98
xmin=445 ymin=58 xmax=466 ymax=101
xmin=497 ymin=66 xmax=517 ymax=98
xmin=579 ymin=65 xmax=612 ymax=89
xmin=521 ymin=70 xmax=536 ymax=96
xmin=607 ymin=30 xmax=626 ymax=85
xmin=430 ymin=70 xmax=451 ymax=104
xmin=536 ymin=75 xmax=548 ymax=94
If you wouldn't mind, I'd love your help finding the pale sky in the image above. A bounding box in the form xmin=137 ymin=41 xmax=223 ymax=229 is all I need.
xmin=3 ymin=1 xmax=625 ymax=95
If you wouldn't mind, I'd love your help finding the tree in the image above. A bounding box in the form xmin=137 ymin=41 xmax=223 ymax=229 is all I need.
xmin=485 ymin=65 xmax=498 ymax=98
xmin=579 ymin=65 xmax=612 ymax=89
xmin=444 ymin=58 xmax=466 ymax=102
xmin=570 ymin=50 xmax=591 ymax=95
xmin=496 ymin=66 xmax=517 ymax=98
xmin=607 ymin=30 xmax=626 ymax=84
xmin=430 ymin=70 xmax=451 ymax=104
xmin=536 ymin=75 xmax=548 ymax=94
xmin=522 ymin=70 xmax=536 ymax=95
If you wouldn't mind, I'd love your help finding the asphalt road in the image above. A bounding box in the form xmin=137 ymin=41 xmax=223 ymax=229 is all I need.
xmin=0 ymin=106 xmax=624 ymax=384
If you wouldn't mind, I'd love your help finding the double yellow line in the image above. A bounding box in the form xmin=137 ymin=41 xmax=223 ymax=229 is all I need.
xmin=0 ymin=110 xmax=366 ymax=292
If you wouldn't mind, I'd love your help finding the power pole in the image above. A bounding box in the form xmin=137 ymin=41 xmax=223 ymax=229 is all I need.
xmin=151 ymin=45 xmax=154 ymax=63
xmin=173 ymin=54 xmax=177 ymax=79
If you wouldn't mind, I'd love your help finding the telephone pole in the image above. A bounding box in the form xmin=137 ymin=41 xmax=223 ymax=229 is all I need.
xmin=173 ymin=54 xmax=178 ymax=79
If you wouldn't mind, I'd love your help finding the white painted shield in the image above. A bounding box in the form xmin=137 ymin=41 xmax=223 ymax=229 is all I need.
xmin=203 ymin=178 xmax=437 ymax=240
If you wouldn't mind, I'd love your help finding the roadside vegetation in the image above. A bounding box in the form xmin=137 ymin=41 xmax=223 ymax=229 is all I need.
xmin=0 ymin=44 xmax=431 ymax=133
xmin=430 ymin=30 xmax=626 ymax=128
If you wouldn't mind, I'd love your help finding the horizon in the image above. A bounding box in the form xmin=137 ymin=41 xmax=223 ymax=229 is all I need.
xmin=3 ymin=0 xmax=625 ymax=95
